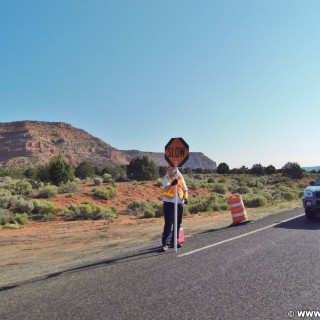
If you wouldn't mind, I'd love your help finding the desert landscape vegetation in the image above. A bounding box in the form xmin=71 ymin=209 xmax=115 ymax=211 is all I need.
xmin=1 ymin=121 xmax=319 ymax=286
xmin=0 ymin=153 xmax=318 ymax=286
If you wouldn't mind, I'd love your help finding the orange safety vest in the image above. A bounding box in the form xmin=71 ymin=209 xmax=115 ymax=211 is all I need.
xmin=163 ymin=176 xmax=184 ymax=199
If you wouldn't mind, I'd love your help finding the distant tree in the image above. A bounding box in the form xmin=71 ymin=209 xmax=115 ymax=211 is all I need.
xmin=281 ymin=162 xmax=304 ymax=179
xmin=217 ymin=162 xmax=229 ymax=174
xmin=158 ymin=166 xmax=167 ymax=177
xmin=184 ymin=167 xmax=193 ymax=174
xmin=127 ymin=156 xmax=159 ymax=181
xmin=24 ymin=167 xmax=37 ymax=180
xmin=101 ymin=165 xmax=127 ymax=181
xmin=36 ymin=164 xmax=51 ymax=183
xmin=75 ymin=161 xmax=95 ymax=179
xmin=250 ymin=163 xmax=265 ymax=176
xmin=194 ymin=168 xmax=205 ymax=174
xmin=265 ymin=165 xmax=276 ymax=175
xmin=48 ymin=155 xmax=75 ymax=185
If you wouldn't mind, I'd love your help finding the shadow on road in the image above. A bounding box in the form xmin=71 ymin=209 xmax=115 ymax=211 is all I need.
xmin=0 ymin=245 xmax=168 ymax=292
xmin=274 ymin=215 xmax=320 ymax=230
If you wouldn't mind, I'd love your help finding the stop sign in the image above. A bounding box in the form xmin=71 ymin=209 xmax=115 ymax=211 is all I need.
xmin=165 ymin=137 xmax=189 ymax=167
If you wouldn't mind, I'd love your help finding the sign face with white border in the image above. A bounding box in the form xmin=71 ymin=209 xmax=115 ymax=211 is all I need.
xmin=165 ymin=137 xmax=189 ymax=167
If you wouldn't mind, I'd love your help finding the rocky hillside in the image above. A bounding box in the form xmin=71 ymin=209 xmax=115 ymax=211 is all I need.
xmin=0 ymin=121 xmax=130 ymax=168
xmin=122 ymin=150 xmax=217 ymax=170
xmin=0 ymin=121 xmax=217 ymax=170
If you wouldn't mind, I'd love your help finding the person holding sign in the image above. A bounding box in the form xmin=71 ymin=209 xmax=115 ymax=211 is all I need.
xmin=162 ymin=165 xmax=188 ymax=252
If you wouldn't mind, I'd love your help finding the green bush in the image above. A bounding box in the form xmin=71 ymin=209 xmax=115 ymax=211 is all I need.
xmin=212 ymin=183 xmax=228 ymax=195
xmin=0 ymin=214 xmax=10 ymax=225
xmin=0 ymin=195 xmax=11 ymax=209
xmin=127 ymin=200 xmax=143 ymax=215
xmin=11 ymin=180 xmax=33 ymax=195
xmin=14 ymin=197 xmax=34 ymax=213
xmin=38 ymin=185 xmax=59 ymax=198
xmin=154 ymin=178 xmax=163 ymax=187
xmin=93 ymin=186 xmax=117 ymax=200
xmin=127 ymin=156 xmax=159 ymax=181
xmin=58 ymin=181 xmax=78 ymax=194
xmin=14 ymin=213 xmax=28 ymax=225
xmin=33 ymin=200 xmax=58 ymax=215
xmin=243 ymin=194 xmax=268 ymax=207
xmin=93 ymin=177 xmax=103 ymax=186
xmin=281 ymin=191 xmax=297 ymax=201
xmin=63 ymin=202 xmax=116 ymax=221
xmin=188 ymin=194 xmax=229 ymax=214
xmin=102 ymin=173 xmax=113 ymax=183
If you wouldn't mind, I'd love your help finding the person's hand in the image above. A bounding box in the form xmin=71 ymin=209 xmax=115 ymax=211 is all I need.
xmin=184 ymin=199 xmax=188 ymax=205
xmin=171 ymin=179 xmax=178 ymax=186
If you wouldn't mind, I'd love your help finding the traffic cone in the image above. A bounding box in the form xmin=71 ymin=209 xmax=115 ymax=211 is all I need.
xmin=228 ymin=194 xmax=251 ymax=226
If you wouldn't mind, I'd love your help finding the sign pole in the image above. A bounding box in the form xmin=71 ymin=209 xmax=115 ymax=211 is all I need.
xmin=174 ymin=164 xmax=178 ymax=252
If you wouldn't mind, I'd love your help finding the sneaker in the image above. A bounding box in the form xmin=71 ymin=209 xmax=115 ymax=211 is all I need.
xmin=177 ymin=243 xmax=182 ymax=248
xmin=162 ymin=245 xmax=168 ymax=252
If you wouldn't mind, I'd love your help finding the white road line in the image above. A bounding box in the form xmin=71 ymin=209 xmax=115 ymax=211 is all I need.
xmin=178 ymin=214 xmax=304 ymax=257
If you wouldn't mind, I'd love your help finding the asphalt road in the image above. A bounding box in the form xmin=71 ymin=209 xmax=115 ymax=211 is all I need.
xmin=1 ymin=207 xmax=320 ymax=320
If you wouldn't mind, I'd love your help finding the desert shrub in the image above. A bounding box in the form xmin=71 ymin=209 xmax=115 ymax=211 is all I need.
xmin=188 ymin=194 xmax=228 ymax=214
xmin=141 ymin=203 xmax=156 ymax=218
xmin=93 ymin=185 xmax=117 ymax=200
xmin=247 ymin=178 xmax=266 ymax=188
xmin=207 ymin=177 xmax=215 ymax=183
xmin=242 ymin=194 xmax=268 ymax=207
xmin=281 ymin=190 xmax=298 ymax=201
xmin=126 ymin=199 xmax=162 ymax=218
xmin=154 ymin=178 xmax=163 ymax=187
xmin=188 ymin=180 xmax=198 ymax=191
xmin=10 ymin=180 xmax=33 ymax=195
xmin=103 ymin=206 xmax=117 ymax=219
xmin=0 ymin=213 xmax=10 ymax=225
xmin=0 ymin=195 xmax=11 ymax=209
xmin=102 ymin=173 xmax=113 ymax=183
xmin=58 ymin=181 xmax=79 ymax=194
xmin=93 ymin=177 xmax=103 ymax=186
xmin=219 ymin=203 xmax=229 ymax=210
xmin=142 ymin=199 xmax=163 ymax=218
xmin=38 ymin=185 xmax=59 ymax=198
xmin=14 ymin=213 xmax=28 ymax=225
xmin=63 ymin=202 xmax=116 ymax=221
xmin=0 ymin=188 xmax=11 ymax=197
xmin=14 ymin=197 xmax=34 ymax=213
xmin=212 ymin=183 xmax=228 ymax=195
xmin=126 ymin=200 xmax=143 ymax=215
xmin=33 ymin=200 xmax=58 ymax=216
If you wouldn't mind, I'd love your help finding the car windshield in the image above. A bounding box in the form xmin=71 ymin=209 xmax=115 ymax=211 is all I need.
xmin=315 ymin=176 xmax=320 ymax=186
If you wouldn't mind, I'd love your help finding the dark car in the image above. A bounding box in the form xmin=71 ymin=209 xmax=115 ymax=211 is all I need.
xmin=302 ymin=175 xmax=320 ymax=219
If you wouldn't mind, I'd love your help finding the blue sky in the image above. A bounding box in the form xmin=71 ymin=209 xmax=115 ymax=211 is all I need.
xmin=1 ymin=0 xmax=319 ymax=169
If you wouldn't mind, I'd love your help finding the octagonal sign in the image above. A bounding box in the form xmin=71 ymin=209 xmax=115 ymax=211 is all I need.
xmin=165 ymin=137 xmax=189 ymax=167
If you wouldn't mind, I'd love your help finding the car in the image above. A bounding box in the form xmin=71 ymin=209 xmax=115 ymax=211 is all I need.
xmin=302 ymin=175 xmax=320 ymax=220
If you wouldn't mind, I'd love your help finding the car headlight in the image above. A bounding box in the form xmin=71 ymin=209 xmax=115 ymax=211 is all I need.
xmin=304 ymin=190 xmax=313 ymax=198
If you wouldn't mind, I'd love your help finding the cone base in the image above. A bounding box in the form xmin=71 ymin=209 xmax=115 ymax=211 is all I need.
xmin=230 ymin=219 xmax=252 ymax=227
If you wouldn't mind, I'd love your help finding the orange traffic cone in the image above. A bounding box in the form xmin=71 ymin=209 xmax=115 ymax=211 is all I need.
xmin=228 ymin=194 xmax=251 ymax=225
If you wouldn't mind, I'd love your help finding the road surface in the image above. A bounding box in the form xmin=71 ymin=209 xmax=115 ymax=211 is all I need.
xmin=1 ymin=208 xmax=320 ymax=320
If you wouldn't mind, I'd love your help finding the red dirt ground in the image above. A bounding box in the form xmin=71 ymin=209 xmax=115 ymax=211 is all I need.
xmin=0 ymin=181 xmax=217 ymax=276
